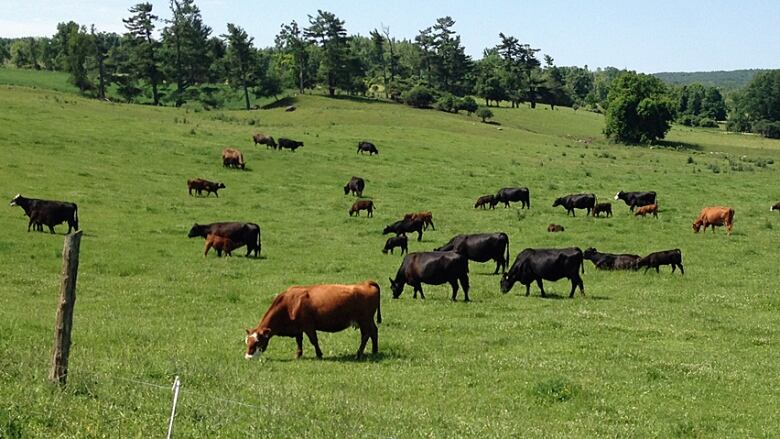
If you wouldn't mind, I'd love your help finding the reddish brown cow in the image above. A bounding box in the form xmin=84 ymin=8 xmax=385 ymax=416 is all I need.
xmin=547 ymin=224 xmax=565 ymax=232
xmin=634 ymin=203 xmax=658 ymax=218
xmin=222 ymin=148 xmax=245 ymax=169
xmin=252 ymin=133 xmax=277 ymax=149
xmin=771 ymin=203 xmax=780 ymax=212
xmin=244 ymin=281 xmax=381 ymax=359
xmin=349 ymin=200 xmax=375 ymax=217
xmin=474 ymin=195 xmax=496 ymax=209
xmin=403 ymin=211 xmax=435 ymax=230
xmin=187 ymin=178 xmax=226 ymax=197
xmin=693 ymin=206 xmax=734 ymax=235
xmin=204 ymin=234 xmax=237 ymax=257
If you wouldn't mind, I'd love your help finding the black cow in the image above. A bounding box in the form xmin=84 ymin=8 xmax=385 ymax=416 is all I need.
xmin=614 ymin=191 xmax=656 ymax=212
xmin=383 ymin=218 xmax=424 ymax=242
xmin=343 ymin=176 xmax=365 ymax=196
xmin=389 ymin=251 xmax=470 ymax=301
xmin=636 ymin=249 xmax=684 ymax=274
xmin=494 ymin=187 xmax=530 ymax=209
xmin=278 ymin=138 xmax=304 ymax=151
xmin=188 ymin=222 xmax=261 ymax=257
xmin=10 ymin=194 xmax=79 ymax=234
xmin=552 ymin=193 xmax=596 ymax=217
xmin=357 ymin=141 xmax=379 ymax=155
xmin=382 ymin=235 xmax=408 ymax=255
xmin=434 ymin=233 xmax=509 ymax=274
xmin=583 ymin=248 xmax=640 ymax=270
xmin=500 ymin=248 xmax=585 ymax=298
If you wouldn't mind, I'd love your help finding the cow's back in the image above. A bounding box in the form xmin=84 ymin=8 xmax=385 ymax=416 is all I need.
xmin=301 ymin=283 xmax=380 ymax=331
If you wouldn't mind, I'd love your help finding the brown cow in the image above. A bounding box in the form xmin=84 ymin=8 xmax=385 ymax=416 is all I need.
xmin=244 ymin=281 xmax=381 ymax=359
xmin=252 ymin=133 xmax=277 ymax=149
xmin=634 ymin=203 xmax=658 ymax=218
xmin=693 ymin=206 xmax=734 ymax=235
xmin=403 ymin=211 xmax=435 ymax=230
xmin=547 ymin=224 xmax=565 ymax=232
xmin=593 ymin=202 xmax=612 ymax=217
xmin=349 ymin=200 xmax=374 ymax=217
xmin=771 ymin=203 xmax=780 ymax=212
xmin=187 ymin=178 xmax=226 ymax=197
xmin=474 ymin=195 xmax=496 ymax=209
xmin=204 ymin=234 xmax=237 ymax=257
xmin=222 ymin=148 xmax=245 ymax=169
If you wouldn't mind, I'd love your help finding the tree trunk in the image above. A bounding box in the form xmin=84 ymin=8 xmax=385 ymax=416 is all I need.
xmin=243 ymin=79 xmax=250 ymax=111
xmin=298 ymin=52 xmax=304 ymax=94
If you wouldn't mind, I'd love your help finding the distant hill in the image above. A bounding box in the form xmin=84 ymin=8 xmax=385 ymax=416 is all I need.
xmin=652 ymin=69 xmax=768 ymax=90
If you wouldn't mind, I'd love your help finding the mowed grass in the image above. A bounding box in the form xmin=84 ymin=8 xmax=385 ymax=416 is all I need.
xmin=2 ymin=77 xmax=780 ymax=437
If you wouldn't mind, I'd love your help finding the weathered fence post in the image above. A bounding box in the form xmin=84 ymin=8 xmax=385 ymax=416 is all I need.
xmin=49 ymin=230 xmax=83 ymax=386
xmin=167 ymin=375 xmax=182 ymax=439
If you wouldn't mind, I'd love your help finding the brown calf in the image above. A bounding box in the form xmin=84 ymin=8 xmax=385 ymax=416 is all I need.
xmin=593 ymin=202 xmax=612 ymax=217
xmin=547 ymin=224 xmax=565 ymax=232
xmin=403 ymin=211 xmax=435 ymax=230
xmin=634 ymin=203 xmax=658 ymax=218
xmin=349 ymin=200 xmax=375 ymax=217
xmin=474 ymin=195 xmax=496 ymax=209
xmin=204 ymin=234 xmax=237 ymax=257
xmin=187 ymin=178 xmax=226 ymax=197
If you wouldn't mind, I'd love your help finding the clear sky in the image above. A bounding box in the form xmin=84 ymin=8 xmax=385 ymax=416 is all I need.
xmin=2 ymin=0 xmax=778 ymax=73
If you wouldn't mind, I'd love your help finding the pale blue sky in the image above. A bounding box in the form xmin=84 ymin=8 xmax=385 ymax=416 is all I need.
xmin=2 ymin=0 xmax=778 ymax=73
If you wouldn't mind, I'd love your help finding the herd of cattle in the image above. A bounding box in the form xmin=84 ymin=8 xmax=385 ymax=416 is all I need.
xmin=5 ymin=133 xmax=768 ymax=360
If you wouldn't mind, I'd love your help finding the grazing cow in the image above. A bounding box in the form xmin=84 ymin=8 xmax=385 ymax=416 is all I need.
xmin=547 ymin=224 xmax=565 ymax=232
xmin=474 ymin=195 xmax=496 ymax=209
xmin=389 ymin=251 xmax=470 ymax=301
xmin=187 ymin=178 xmax=225 ymax=197
xmin=204 ymin=234 xmax=237 ymax=257
xmin=244 ymin=280 xmax=381 ymax=359
xmin=382 ymin=235 xmax=408 ymax=255
xmin=614 ymin=191 xmax=657 ymax=212
xmin=593 ymin=202 xmax=612 ymax=217
xmin=552 ymin=193 xmax=596 ymax=217
xmin=403 ymin=211 xmax=435 ymax=230
xmin=278 ymin=138 xmax=304 ymax=151
xmin=583 ymin=248 xmax=640 ymax=270
xmin=357 ymin=141 xmax=379 ymax=155
xmin=222 ymin=148 xmax=245 ymax=169
xmin=692 ymin=207 xmax=734 ymax=235
xmin=188 ymin=222 xmax=261 ymax=257
xmin=494 ymin=187 xmax=530 ymax=209
xmin=343 ymin=176 xmax=365 ymax=197
xmin=500 ymin=248 xmax=585 ymax=298
xmin=349 ymin=200 xmax=375 ymax=217
xmin=634 ymin=203 xmax=658 ymax=218
xmin=772 ymin=203 xmax=780 ymax=212
xmin=434 ymin=232 xmax=509 ymax=274
xmin=636 ymin=249 xmax=684 ymax=274
xmin=252 ymin=133 xmax=277 ymax=149
xmin=9 ymin=194 xmax=79 ymax=234
xmin=384 ymin=218 xmax=425 ymax=241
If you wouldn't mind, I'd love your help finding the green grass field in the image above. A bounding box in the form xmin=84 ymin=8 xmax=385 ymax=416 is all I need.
xmin=2 ymin=71 xmax=780 ymax=437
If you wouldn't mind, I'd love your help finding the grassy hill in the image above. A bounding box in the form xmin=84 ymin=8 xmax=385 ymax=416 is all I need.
xmin=2 ymin=73 xmax=780 ymax=437
xmin=652 ymin=69 xmax=768 ymax=90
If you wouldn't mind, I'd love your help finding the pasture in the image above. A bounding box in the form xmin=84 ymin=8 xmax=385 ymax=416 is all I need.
xmin=1 ymin=76 xmax=780 ymax=437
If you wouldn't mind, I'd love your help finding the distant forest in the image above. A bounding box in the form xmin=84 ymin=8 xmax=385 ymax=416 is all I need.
xmin=653 ymin=69 xmax=768 ymax=90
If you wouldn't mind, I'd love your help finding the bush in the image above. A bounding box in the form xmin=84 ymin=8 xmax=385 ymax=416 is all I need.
xmin=476 ymin=107 xmax=494 ymax=123
xmin=753 ymin=120 xmax=780 ymax=139
xmin=402 ymin=85 xmax=435 ymax=108
xmin=435 ymin=93 xmax=457 ymax=113
xmin=457 ymin=96 xmax=478 ymax=115
xmin=678 ymin=114 xmax=698 ymax=127
xmin=698 ymin=117 xmax=718 ymax=128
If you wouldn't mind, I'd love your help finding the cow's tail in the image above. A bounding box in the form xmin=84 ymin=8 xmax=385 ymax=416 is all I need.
xmin=503 ymin=233 xmax=510 ymax=272
xmin=256 ymin=226 xmax=262 ymax=257
xmin=73 ymin=205 xmax=79 ymax=231
xmin=369 ymin=280 xmax=382 ymax=324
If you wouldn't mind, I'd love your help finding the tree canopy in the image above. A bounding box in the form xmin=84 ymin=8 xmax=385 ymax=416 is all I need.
xmin=604 ymin=72 xmax=676 ymax=144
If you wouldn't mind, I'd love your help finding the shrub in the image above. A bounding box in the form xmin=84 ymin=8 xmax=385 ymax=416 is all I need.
xmin=476 ymin=107 xmax=494 ymax=123
xmin=687 ymin=156 xmax=695 ymax=164
xmin=533 ymin=376 xmax=581 ymax=403
xmin=698 ymin=117 xmax=718 ymax=128
xmin=457 ymin=96 xmax=478 ymax=115
xmin=679 ymin=114 xmax=697 ymax=127
xmin=402 ymin=85 xmax=435 ymax=108
xmin=435 ymin=93 xmax=457 ymax=113
xmin=753 ymin=120 xmax=780 ymax=139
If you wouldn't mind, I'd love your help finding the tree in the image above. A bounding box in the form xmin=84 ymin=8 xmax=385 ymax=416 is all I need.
xmin=729 ymin=70 xmax=780 ymax=136
xmin=90 ymin=26 xmax=113 ymax=99
xmin=476 ymin=107 xmax=493 ymax=123
xmin=369 ymin=29 xmax=387 ymax=94
xmin=123 ymin=2 xmax=162 ymax=105
xmin=474 ymin=49 xmax=506 ymax=106
xmin=53 ymin=22 xmax=94 ymax=93
xmin=425 ymin=17 xmax=472 ymax=95
xmin=162 ymin=0 xmax=213 ymax=106
xmin=0 ymin=40 xmax=10 ymax=65
xmin=305 ymin=10 xmax=349 ymax=97
xmin=604 ymin=71 xmax=675 ymax=144
xmin=223 ymin=23 xmax=257 ymax=110
xmin=457 ymin=96 xmax=478 ymax=115
xmin=275 ymin=20 xmax=309 ymax=94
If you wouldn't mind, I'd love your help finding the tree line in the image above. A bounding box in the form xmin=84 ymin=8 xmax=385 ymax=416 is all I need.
xmin=0 ymin=2 xmax=778 ymax=141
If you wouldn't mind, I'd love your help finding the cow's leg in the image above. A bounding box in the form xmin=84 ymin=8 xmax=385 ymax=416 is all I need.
xmin=678 ymin=264 xmax=685 ymax=275
xmin=671 ymin=264 xmax=676 ymax=273
xmin=295 ymin=334 xmax=303 ymax=358
xmin=417 ymin=285 xmax=425 ymax=299
xmin=356 ymin=325 xmax=369 ymax=359
xmin=449 ymin=280 xmax=459 ymax=301
xmin=428 ymin=220 xmax=435 ymax=231
xmin=493 ymin=258 xmax=501 ymax=275
xmin=216 ymin=248 xmax=222 ymax=257
xmin=655 ymin=266 xmax=660 ymax=273
xmin=370 ymin=322 xmax=379 ymax=354
xmin=644 ymin=266 xmax=650 ymax=273
xmin=417 ymin=229 xmax=423 ymax=242
xmin=305 ymin=330 xmax=323 ymax=358
xmin=460 ymin=275 xmax=470 ymax=302
xmin=578 ymin=277 xmax=585 ymax=296
xmin=27 ymin=218 xmax=33 ymax=232
xmin=536 ymin=279 xmax=546 ymax=297
xmin=48 ymin=225 xmax=56 ymax=234
xmin=368 ymin=208 xmax=373 ymax=218
xmin=525 ymin=283 xmax=531 ymax=296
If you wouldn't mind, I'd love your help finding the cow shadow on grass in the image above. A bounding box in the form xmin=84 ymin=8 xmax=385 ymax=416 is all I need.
xmin=321 ymin=350 xmax=404 ymax=363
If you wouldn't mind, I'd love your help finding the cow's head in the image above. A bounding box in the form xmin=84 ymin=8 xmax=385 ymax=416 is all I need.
xmin=343 ymin=184 xmax=350 ymax=195
xmin=552 ymin=198 xmax=563 ymax=207
xmin=389 ymin=277 xmax=404 ymax=298
xmin=217 ymin=183 xmax=226 ymax=189
xmin=382 ymin=225 xmax=393 ymax=235
xmin=692 ymin=220 xmax=703 ymax=233
xmin=188 ymin=223 xmax=204 ymax=238
xmin=500 ymin=272 xmax=516 ymax=294
xmin=614 ymin=191 xmax=624 ymax=200
xmin=583 ymin=247 xmax=597 ymax=260
xmin=9 ymin=194 xmax=21 ymax=206
xmin=244 ymin=328 xmax=271 ymax=360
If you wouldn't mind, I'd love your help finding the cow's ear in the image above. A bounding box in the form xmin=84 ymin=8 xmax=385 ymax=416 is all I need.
xmin=245 ymin=328 xmax=251 ymax=335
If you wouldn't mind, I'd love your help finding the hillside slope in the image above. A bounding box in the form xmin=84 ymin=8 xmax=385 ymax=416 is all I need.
xmin=1 ymin=84 xmax=780 ymax=437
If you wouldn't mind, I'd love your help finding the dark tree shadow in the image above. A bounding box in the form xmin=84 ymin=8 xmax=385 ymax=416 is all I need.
xmin=653 ymin=140 xmax=702 ymax=151
xmin=483 ymin=120 xmax=502 ymax=126
xmin=260 ymin=96 xmax=298 ymax=110
xmin=328 ymin=95 xmax=391 ymax=105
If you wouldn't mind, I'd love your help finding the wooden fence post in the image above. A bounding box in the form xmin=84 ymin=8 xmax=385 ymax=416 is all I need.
xmin=49 ymin=230 xmax=83 ymax=386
